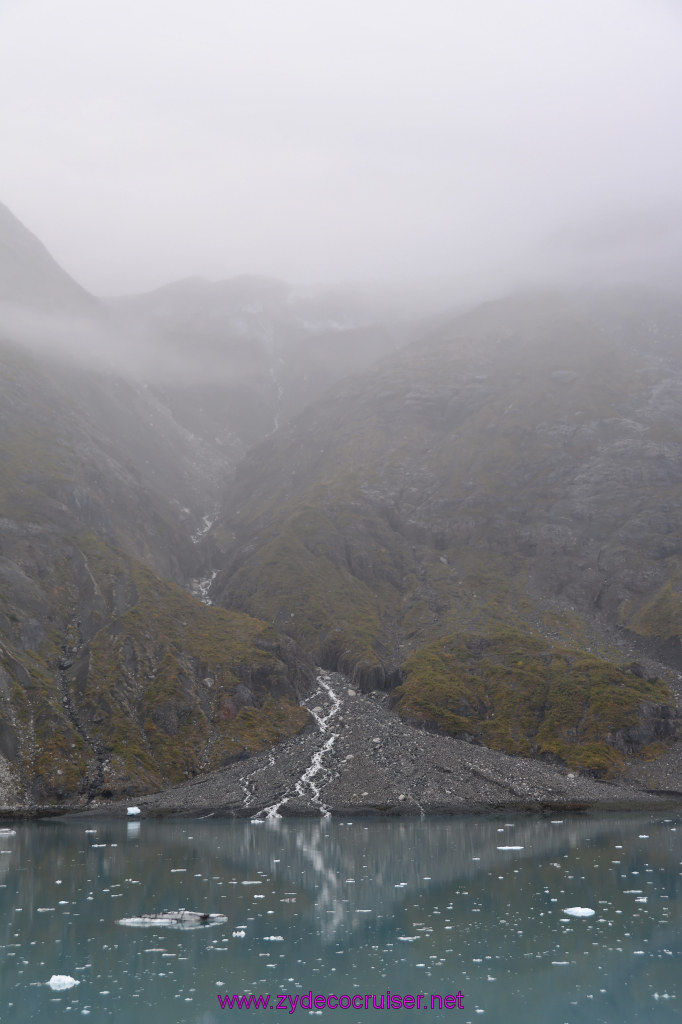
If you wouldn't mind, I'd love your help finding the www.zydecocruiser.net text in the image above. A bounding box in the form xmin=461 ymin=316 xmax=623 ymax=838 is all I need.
xmin=217 ymin=991 xmax=465 ymax=1011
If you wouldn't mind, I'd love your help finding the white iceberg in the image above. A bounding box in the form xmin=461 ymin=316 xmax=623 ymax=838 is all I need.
xmin=127 ymin=806 xmax=141 ymax=816
xmin=48 ymin=975 xmax=79 ymax=990
xmin=563 ymin=907 xmax=595 ymax=917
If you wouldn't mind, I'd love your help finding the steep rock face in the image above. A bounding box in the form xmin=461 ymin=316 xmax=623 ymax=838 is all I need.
xmin=210 ymin=288 xmax=682 ymax=774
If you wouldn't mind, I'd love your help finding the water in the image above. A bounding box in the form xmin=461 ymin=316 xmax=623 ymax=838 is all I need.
xmin=1 ymin=813 xmax=680 ymax=1022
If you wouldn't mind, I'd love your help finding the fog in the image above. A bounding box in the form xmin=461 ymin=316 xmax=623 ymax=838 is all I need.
xmin=1 ymin=0 xmax=681 ymax=301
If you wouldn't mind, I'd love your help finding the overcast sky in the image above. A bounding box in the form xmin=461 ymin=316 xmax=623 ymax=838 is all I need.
xmin=1 ymin=0 xmax=681 ymax=297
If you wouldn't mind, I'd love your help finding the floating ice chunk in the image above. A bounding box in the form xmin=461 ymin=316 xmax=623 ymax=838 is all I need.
xmin=398 ymin=936 xmax=419 ymax=941
xmin=232 ymin=930 xmax=246 ymax=938
xmin=496 ymin=846 xmax=524 ymax=851
xmin=263 ymin=936 xmax=283 ymax=941
xmin=127 ymin=806 xmax=141 ymax=816
xmin=563 ymin=907 xmax=595 ymax=917
xmin=48 ymin=975 xmax=79 ymax=990
xmin=0 ymin=828 xmax=16 ymax=835
xmin=118 ymin=911 xmax=228 ymax=929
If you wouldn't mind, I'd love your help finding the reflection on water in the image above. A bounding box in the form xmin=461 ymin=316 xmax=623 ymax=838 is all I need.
xmin=0 ymin=813 xmax=680 ymax=1022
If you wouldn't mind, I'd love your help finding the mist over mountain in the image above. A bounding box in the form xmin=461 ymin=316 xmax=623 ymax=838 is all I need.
xmin=209 ymin=286 xmax=682 ymax=777
xmin=108 ymin=274 xmax=418 ymax=447
xmin=0 ymin=201 xmax=98 ymax=314
xmin=1 ymin=201 xmax=682 ymax=811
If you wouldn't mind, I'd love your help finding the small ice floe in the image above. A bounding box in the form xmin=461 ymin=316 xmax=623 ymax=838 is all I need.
xmin=118 ymin=911 xmax=228 ymax=929
xmin=496 ymin=846 xmax=524 ymax=851
xmin=563 ymin=907 xmax=595 ymax=917
xmin=48 ymin=975 xmax=79 ymax=990
xmin=263 ymin=936 xmax=283 ymax=941
xmin=0 ymin=828 xmax=16 ymax=836
xmin=127 ymin=806 xmax=141 ymax=816
xmin=398 ymin=936 xmax=419 ymax=942
xmin=232 ymin=930 xmax=246 ymax=938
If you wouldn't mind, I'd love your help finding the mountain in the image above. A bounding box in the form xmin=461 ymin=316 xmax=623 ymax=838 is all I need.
xmin=0 ymin=202 xmax=98 ymax=313
xmin=1 ymin=199 xmax=681 ymax=809
xmin=209 ymin=287 xmax=682 ymax=777
xmin=108 ymin=276 xmax=422 ymax=449
xmin=0 ymin=210 xmax=313 ymax=807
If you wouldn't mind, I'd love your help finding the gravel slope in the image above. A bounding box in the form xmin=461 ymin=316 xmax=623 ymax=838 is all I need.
xmin=71 ymin=671 xmax=682 ymax=819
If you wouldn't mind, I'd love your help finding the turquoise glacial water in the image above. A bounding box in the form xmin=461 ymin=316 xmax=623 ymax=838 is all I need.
xmin=0 ymin=813 xmax=680 ymax=1022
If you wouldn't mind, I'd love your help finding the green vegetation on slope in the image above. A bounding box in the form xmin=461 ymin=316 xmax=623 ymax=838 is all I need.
xmin=1 ymin=533 xmax=310 ymax=803
xmin=393 ymin=631 xmax=678 ymax=776
xmin=69 ymin=535 xmax=310 ymax=796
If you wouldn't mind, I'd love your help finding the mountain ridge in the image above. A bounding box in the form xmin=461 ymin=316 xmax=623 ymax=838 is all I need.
xmin=1 ymin=200 xmax=682 ymax=809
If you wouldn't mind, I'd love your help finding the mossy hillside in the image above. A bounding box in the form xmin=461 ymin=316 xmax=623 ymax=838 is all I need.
xmin=74 ymin=537 xmax=310 ymax=791
xmin=225 ymin=505 xmax=390 ymax=677
xmin=0 ymin=645 xmax=92 ymax=802
xmin=0 ymin=340 xmax=202 ymax=586
xmin=220 ymin=479 xmax=563 ymax=683
xmin=0 ymin=340 xmax=87 ymax=519
xmin=213 ymin=293 xmax=682 ymax=702
xmin=0 ymin=531 xmax=311 ymax=801
xmin=393 ymin=632 xmax=677 ymax=776
xmin=625 ymin=582 xmax=682 ymax=642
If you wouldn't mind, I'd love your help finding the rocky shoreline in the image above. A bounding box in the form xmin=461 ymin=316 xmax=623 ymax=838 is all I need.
xmin=5 ymin=670 xmax=682 ymax=821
